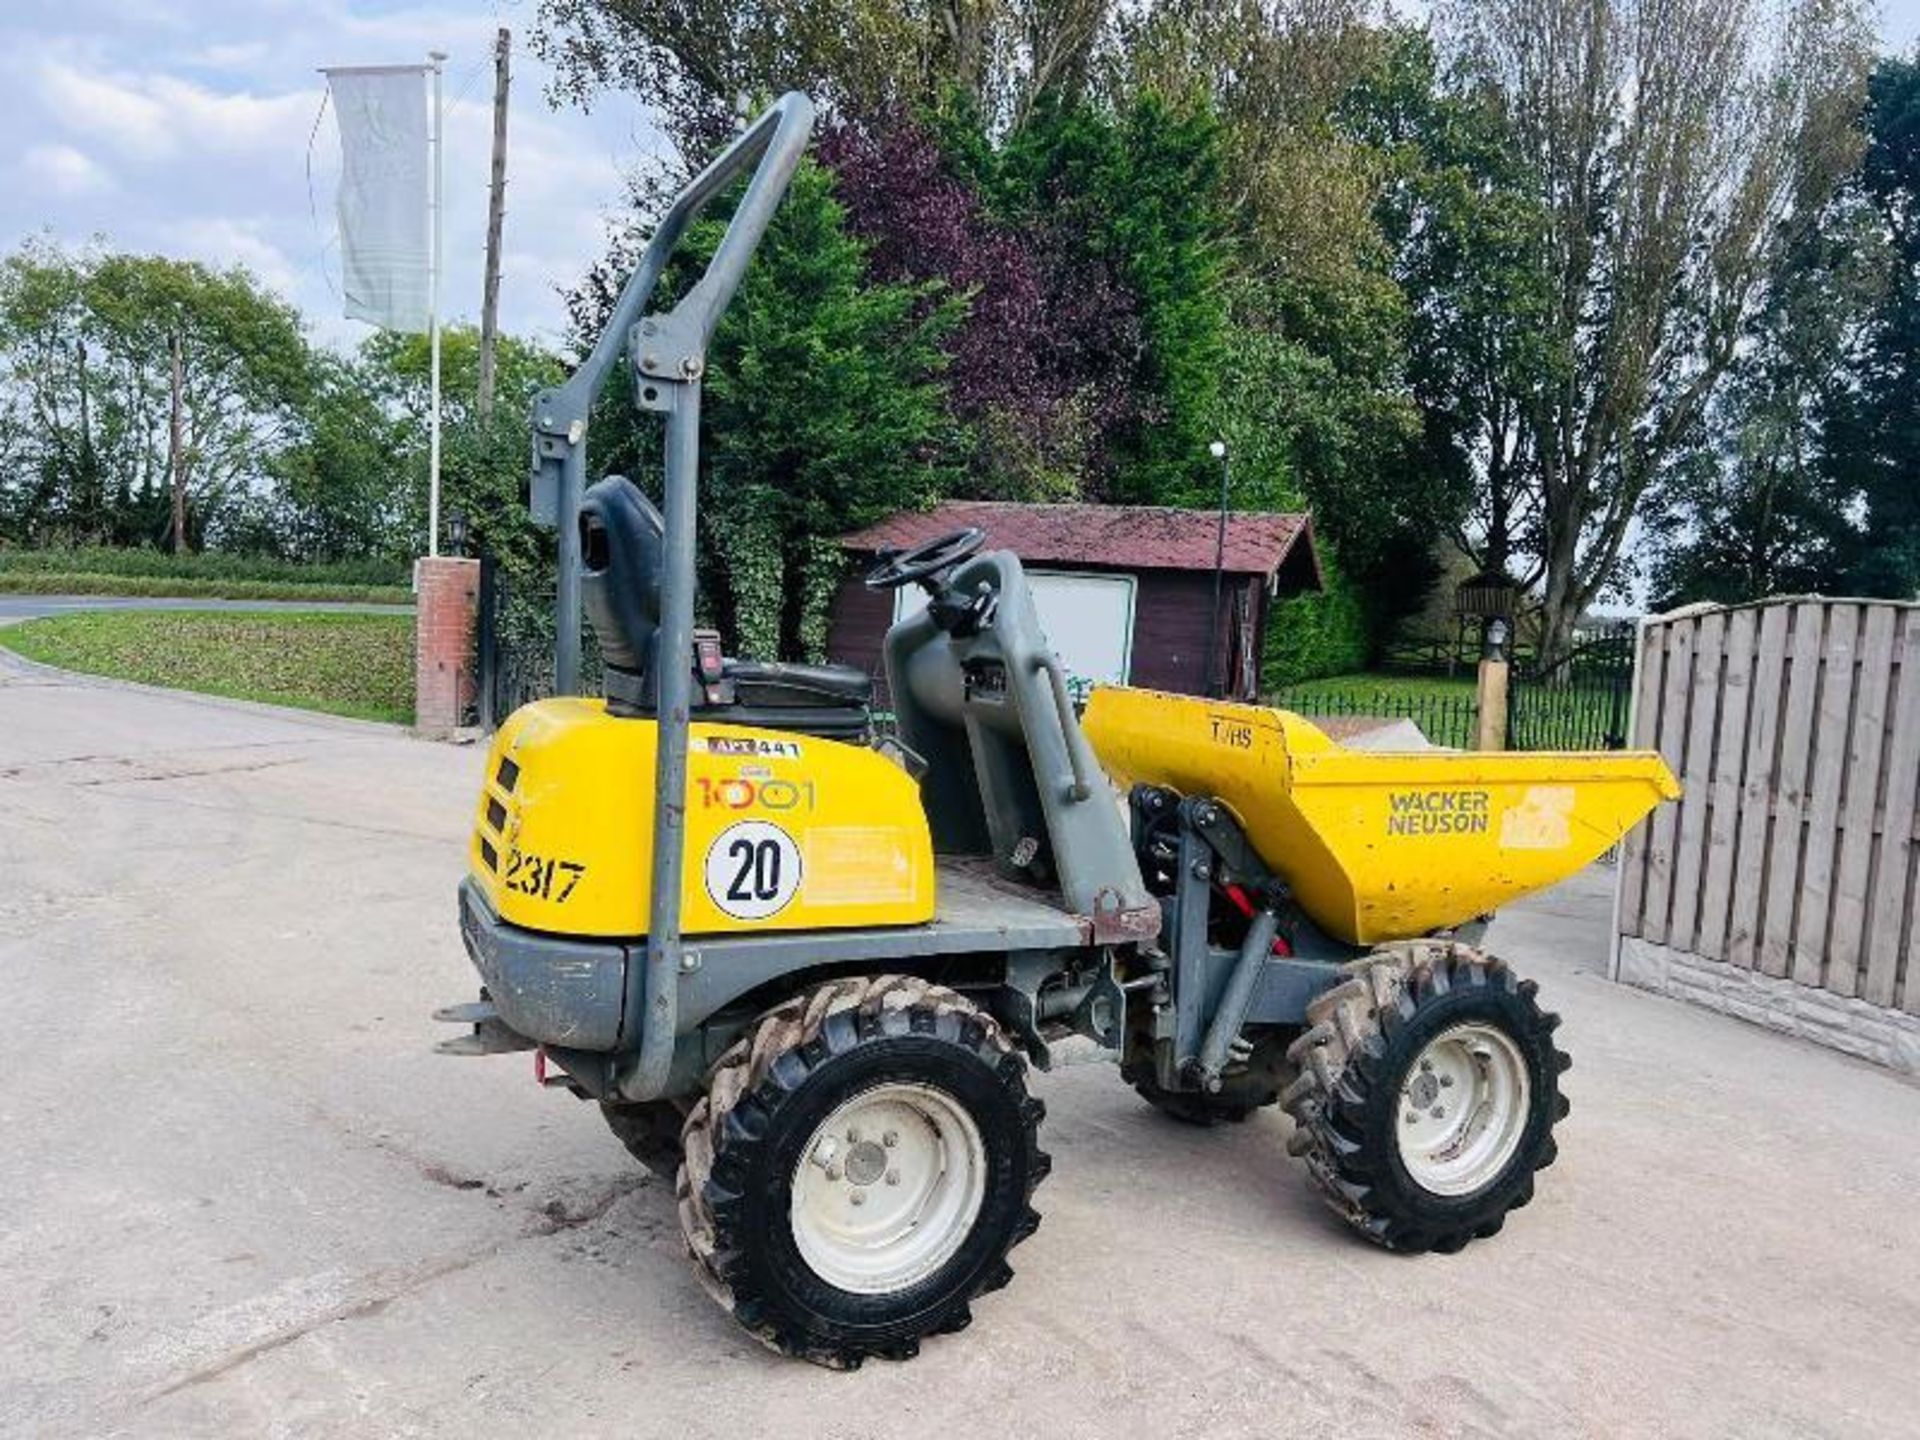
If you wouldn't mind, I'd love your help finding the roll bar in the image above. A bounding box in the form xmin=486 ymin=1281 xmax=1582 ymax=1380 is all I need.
xmin=524 ymin=92 xmax=815 ymax=1101
xmin=527 ymin=90 xmax=817 ymax=692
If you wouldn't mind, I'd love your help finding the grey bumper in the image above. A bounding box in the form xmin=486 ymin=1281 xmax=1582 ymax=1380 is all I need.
xmin=456 ymin=877 xmax=630 ymax=1051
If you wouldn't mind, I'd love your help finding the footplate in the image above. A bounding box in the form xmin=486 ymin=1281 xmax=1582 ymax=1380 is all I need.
xmin=432 ymin=995 xmax=538 ymax=1056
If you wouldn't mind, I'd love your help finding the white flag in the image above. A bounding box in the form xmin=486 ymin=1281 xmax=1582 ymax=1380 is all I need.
xmin=325 ymin=66 xmax=430 ymax=332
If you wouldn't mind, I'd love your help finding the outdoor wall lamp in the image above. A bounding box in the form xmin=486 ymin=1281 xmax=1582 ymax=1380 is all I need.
xmin=1483 ymin=615 xmax=1512 ymax=663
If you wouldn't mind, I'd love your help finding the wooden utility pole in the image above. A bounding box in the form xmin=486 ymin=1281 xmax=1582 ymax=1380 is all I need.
xmin=476 ymin=27 xmax=511 ymax=422
xmin=168 ymin=330 xmax=187 ymax=553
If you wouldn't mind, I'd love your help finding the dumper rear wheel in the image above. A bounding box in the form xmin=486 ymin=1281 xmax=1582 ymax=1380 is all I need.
xmin=676 ymin=975 xmax=1049 ymax=1369
xmin=1281 ymin=941 xmax=1567 ymax=1254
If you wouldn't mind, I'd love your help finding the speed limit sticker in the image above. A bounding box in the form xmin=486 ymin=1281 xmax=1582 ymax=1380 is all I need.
xmin=704 ymin=821 xmax=803 ymax=921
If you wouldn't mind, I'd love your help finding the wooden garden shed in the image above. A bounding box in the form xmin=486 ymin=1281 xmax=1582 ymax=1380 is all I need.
xmin=828 ymin=500 xmax=1322 ymax=703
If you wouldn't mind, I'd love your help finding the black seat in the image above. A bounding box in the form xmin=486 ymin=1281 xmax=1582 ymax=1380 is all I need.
xmin=579 ymin=477 xmax=873 ymax=739
xmin=725 ymin=660 xmax=873 ymax=709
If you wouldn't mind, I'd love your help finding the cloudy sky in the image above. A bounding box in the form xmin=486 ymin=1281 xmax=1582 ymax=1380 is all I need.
xmin=6 ymin=0 xmax=1920 ymax=357
xmin=1 ymin=0 xmax=673 ymax=353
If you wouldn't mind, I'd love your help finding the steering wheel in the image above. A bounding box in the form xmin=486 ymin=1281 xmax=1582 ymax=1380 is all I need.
xmin=863 ymin=526 xmax=987 ymax=590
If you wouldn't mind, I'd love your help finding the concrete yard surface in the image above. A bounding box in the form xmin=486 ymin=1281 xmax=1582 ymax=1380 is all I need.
xmin=2 ymin=652 xmax=1916 ymax=1439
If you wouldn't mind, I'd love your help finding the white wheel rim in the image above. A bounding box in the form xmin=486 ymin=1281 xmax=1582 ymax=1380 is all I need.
xmin=789 ymin=1082 xmax=987 ymax=1295
xmin=1394 ymin=1022 xmax=1531 ymax=1198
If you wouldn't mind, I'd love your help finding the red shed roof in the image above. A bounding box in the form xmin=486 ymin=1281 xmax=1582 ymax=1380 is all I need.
xmin=841 ymin=501 xmax=1321 ymax=585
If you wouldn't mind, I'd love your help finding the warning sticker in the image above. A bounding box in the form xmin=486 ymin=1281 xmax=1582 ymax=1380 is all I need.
xmin=805 ymin=827 xmax=918 ymax=907
xmin=704 ymin=820 xmax=804 ymax=920
xmin=1500 ymin=786 xmax=1575 ymax=850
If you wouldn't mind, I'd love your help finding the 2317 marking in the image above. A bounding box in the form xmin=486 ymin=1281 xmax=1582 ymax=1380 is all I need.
xmin=505 ymin=848 xmax=586 ymax=901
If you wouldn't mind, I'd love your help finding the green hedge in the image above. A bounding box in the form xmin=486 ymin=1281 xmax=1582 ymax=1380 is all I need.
xmin=0 ymin=572 xmax=411 ymax=604
xmin=1260 ymin=557 xmax=1373 ymax=688
xmin=0 ymin=545 xmax=408 ymax=588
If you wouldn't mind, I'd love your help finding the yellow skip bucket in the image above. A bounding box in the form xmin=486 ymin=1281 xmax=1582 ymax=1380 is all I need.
xmin=1083 ymin=687 xmax=1680 ymax=946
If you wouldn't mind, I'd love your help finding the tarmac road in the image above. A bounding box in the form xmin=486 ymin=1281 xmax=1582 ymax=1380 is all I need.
xmin=1 ymin=649 xmax=1915 ymax=1439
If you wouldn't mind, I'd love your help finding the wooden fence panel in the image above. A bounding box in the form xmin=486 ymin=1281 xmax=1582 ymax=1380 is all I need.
xmin=1640 ymin=619 xmax=1696 ymax=945
xmin=1668 ymin=613 xmax=1726 ymax=955
xmin=1792 ymin=604 xmax=1858 ymax=989
xmin=1727 ymin=604 xmax=1790 ymax=968
xmin=1868 ymin=609 xmax=1919 ymax=1010
xmin=1615 ymin=623 xmax=1667 ymax=934
xmin=1830 ymin=605 xmax=1896 ymax=997
xmin=1616 ymin=598 xmax=1920 ymax=1075
xmin=1759 ymin=607 xmax=1824 ymax=979
xmin=1697 ymin=608 xmax=1757 ymax=961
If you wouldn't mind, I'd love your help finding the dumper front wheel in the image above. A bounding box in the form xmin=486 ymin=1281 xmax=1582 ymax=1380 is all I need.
xmin=1281 ymin=941 xmax=1568 ymax=1254
xmin=677 ymin=975 xmax=1048 ymax=1368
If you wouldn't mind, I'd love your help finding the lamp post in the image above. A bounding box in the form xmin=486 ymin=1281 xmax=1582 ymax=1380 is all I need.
xmin=1204 ymin=439 xmax=1230 ymax=698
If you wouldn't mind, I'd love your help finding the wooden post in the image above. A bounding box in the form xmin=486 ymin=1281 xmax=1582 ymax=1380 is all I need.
xmin=476 ymin=27 xmax=511 ymax=423
xmin=1476 ymin=656 xmax=1508 ymax=751
xmin=1476 ymin=615 xmax=1511 ymax=752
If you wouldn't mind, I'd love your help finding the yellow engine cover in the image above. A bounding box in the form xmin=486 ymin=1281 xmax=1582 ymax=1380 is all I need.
xmin=1083 ymin=686 xmax=1679 ymax=945
xmin=469 ymin=698 xmax=935 ymax=939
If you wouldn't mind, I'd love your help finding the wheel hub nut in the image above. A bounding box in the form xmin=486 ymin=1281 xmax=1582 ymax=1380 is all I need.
xmin=844 ymin=1139 xmax=888 ymax=1187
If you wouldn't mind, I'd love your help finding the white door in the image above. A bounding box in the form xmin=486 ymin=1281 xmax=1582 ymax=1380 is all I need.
xmin=893 ymin=569 xmax=1136 ymax=702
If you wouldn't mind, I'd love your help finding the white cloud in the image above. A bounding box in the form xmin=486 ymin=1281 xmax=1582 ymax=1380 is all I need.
xmin=38 ymin=61 xmax=171 ymax=158
xmin=161 ymin=216 xmax=303 ymax=299
xmin=190 ymin=41 xmax=271 ymax=70
xmin=23 ymin=143 xmax=114 ymax=197
xmin=39 ymin=60 xmax=316 ymax=162
xmin=6 ymin=3 xmax=658 ymax=349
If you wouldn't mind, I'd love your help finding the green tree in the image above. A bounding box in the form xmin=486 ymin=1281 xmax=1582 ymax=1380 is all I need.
xmin=233 ymin=353 xmax=412 ymax=563
xmin=987 ymin=90 xmax=1231 ymax=506
xmin=0 ymin=240 xmax=311 ymax=549
xmin=1824 ymin=55 xmax=1920 ymax=597
xmin=359 ymin=327 xmax=566 ymax=574
xmin=1442 ymin=0 xmax=1876 ymax=652
xmin=536 ymin=0 xmax=1111 ymax=154
xmin=580 ymin=159 xmax=965 ymax=660
xmin=1105 ymin=5 xmax=1439 ymax=641
xmin=1646 ymin=204 xmax=1886 ymax=605
xmin=1344 ymin=27 xmax=1553 ymax=587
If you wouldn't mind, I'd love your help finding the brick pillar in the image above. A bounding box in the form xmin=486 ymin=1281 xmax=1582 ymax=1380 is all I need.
xmin=414 ymin=556 xmax=480 ymax=735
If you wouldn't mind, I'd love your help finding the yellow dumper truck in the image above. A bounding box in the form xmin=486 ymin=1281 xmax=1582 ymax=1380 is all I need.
xmin=436 ymin=94 xmax=1679 ymax=1369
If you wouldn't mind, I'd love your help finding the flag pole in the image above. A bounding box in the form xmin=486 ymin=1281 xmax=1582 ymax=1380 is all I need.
xmin=427 ymin=50 xmax=447 ymax=557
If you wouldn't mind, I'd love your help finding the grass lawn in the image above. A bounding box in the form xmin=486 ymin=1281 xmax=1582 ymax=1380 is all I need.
xmin=0 ymin=610 xmax=415 ymax=724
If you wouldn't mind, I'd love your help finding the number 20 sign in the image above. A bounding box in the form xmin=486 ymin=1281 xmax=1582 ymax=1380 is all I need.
xmin=703 ymin=820 xmax=803 ymax=921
